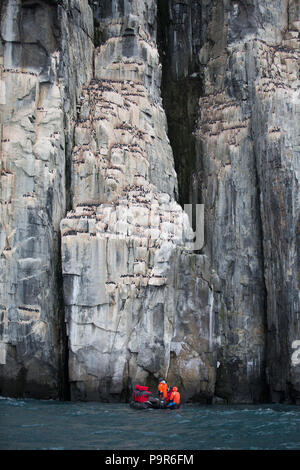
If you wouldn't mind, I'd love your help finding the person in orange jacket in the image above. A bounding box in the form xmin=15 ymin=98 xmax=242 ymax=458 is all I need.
xmin=167 ymin=386 xmax=180 ymax=409
xmin=158 ymin=378 xmax=168 ymax=400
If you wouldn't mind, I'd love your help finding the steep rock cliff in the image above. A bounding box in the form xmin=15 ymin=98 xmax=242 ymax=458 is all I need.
xmin=198 ymin=0 xmax=300 ymax=404
xmin=61 ymin=0 xmax=216 ymax=402
xmin=158 ymin=0 xmax=300 ymax=403
xmin=0 ymin=0 xmax=299 ymax=404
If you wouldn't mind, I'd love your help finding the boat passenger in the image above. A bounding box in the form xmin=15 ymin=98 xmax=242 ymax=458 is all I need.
xmin=166 ymin=386 xmax=173 ymax=403
xmin=167 ymin=386 xmax=180 ymax=409
xmin=132 ymin=384 xmax=141 ymax=402
xmin=133 ymin=384 xmax=152 ymax=403
xmin=138 ymin=385 xmax=152 ymax=403
xmin=158 ymin=378 xmax=168 ymax=400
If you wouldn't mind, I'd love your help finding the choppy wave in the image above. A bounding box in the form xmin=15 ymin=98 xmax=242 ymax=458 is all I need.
xmin=1 ymin=399 xmax=300 ymax=450
xmin=0 ymin=397 xmax=26 ymax=406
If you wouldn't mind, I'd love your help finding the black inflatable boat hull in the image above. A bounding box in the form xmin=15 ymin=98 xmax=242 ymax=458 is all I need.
xmin=130 ymin=399 xmax=164 ymax=409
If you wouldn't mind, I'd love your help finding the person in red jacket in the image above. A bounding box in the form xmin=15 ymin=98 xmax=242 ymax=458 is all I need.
xmin=138 ymin=385 xmax=152 ymax=403
xmin=132 ymin=384 xmax=141 ymax=402
xmin=132 ymin=384 xmax=152 ymax=403
xmin=166 ymin=386 xmax=173 ymax=403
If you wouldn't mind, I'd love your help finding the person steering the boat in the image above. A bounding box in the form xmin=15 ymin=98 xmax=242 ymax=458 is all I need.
xmin=158 ymin=378 xmax=168 ymax=400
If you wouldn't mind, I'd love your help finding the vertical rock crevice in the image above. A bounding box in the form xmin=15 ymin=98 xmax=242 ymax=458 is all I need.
xmin=251 ymin=126 xmax=270 ymax=404
xmin=157 ymin=0 xmax=203 ymax=210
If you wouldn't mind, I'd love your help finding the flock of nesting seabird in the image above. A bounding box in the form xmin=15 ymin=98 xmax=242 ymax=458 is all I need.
xmin=62 ymin=63 xmax=179 ymax=264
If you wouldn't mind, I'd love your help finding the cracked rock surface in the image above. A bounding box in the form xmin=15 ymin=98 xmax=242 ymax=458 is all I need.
xmin=0 ymin=0 xmax=299 ymax=404
xmin=0 ymin=0 xmax=93 ymax=398
xmin=61 ymin=0 xmax=215 ymax=401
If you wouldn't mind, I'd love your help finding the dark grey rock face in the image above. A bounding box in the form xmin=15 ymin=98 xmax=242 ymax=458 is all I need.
xmin=157 ymin=0 xmax=203 ymax=209
xmin=203 ymin=0 xmax=300 ymax=404
xmin=159 ymin=0 xmax=300 ymax=403
xmin=0 ymin=0 xmax=93 ymax=399
xmin=2 ymin=0 xmax=59 ymax=80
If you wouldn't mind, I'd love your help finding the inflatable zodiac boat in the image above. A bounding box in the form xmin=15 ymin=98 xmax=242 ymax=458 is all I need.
xmin=129 ymin=397 xmax=180 ymax=410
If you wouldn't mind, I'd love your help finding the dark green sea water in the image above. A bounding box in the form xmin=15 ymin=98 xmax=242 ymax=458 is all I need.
xmin=0 ymin=397 xmax=300 ymax=450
